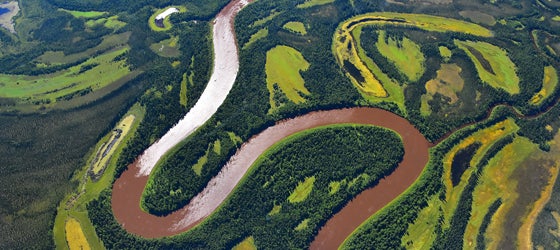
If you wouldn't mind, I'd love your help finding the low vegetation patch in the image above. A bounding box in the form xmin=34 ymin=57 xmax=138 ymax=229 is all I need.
xmin=243 ymin=28 xmax=268 ymax=50
xmin=530 ymin=66 xmax=558 ymax=105
xmin=296 ymin=0 xmax=335 ymax=9
xmin=375 ymin=30 xmax=425 ymax=82
xmin=288 ymin=176 xmax=316 ymax=203
xmin=0 ymin=47 xmax=132 ymax=107
xmin=283 ymin=21 xmax=307 ymax=35
xmin=90 ymin=115 xmax=135 ymax=178
xmin=421 ymin=64 xmax=465 ymax=116
xmin=232 ymin=236 xmax=257 ymax=250
xmin=59 ymin=9 xmax=107 ymax=19
xmin=150 ymin=36 xmax=181 ymax=58
xmin=455 ymin=40 xmax=520 ymax=94
xmin=266 ymin=45 xmax=311 ymax=111
xmin=65 ymin=218 xmax=90 ymax=250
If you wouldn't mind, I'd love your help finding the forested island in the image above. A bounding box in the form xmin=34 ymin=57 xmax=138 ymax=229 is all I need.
xmin=1 ymin=0 xmax=560 ymax=249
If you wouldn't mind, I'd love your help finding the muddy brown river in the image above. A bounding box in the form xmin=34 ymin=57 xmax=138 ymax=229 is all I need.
xmin=111 ymin=0 xmax=431 ymax=247
xmin=112 ymin=108 xmax=430 ymax=241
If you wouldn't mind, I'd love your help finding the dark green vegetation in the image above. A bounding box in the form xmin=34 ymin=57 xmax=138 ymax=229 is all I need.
xmin=90 ymin=125 xmax=404 ymax=248
xmin=0 ymin=0 xmax=222 ymax=248
xmin=450 ymin=142 xmax=481 ymax=186
xmin=1 ymin=0 xmax=560 ymax=248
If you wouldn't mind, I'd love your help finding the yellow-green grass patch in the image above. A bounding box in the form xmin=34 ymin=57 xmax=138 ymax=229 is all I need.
xmin=333 ymin=12 xmax=492 ymax=112
xmin=283 ymin=21 xmax=307 ymax=35
xmin=150 ymin=36 xmax=181 ymax=58
xmin=340 ymin=13 xmax=493 ymax=38
xmin=0 ymin=47 xmax=132 ymax=105
xmin=297 ymin=0 xmax=335 ymax=9
xmin=530 ymin=66 xmax=558 ymax=105
xmin=329 ymin=181 xmax=342 ymax=195
xmin=266 ymin=45 xmax=311 ymax=111
xmin=243 ymin=28 xmax=268 ymax=50
xmin=232 ymin=236 xmax=257 ymax=250
xmin=295 ymin=219 xmax=310 ymax=231
xmin=402 ymin=195 xmax=442 ymax=249
xmin=36 ymin=32 xmax=131 ymax=65
xmin=85 ymin=16 xmax=126 ymax=30
xmin=213 ymin=139 xmax=221 ymax=154
xmin=250 ymin=10 xmax=281 ymax=27
xmin=192 ymin=146 xmax=210 ymax=176
xmin=467 ymin=137 xmax=537 ymax=249
xmin=442 ymin=119 xmax=519 ymax=227
xmin=439 ymin=46 xmax=452 ymax=61
xmin=288 ymin=176 xmax=316 ymax=203
xmin=148 ymin=6 xmax=187 ymax=32
xmin=180 ymin=73 xmax=188 ymax=107
xmin=376 ymin=30 xmax=425 ymax=82
xmin=351 ymin=27 xmax=406 ymax=113
xmin=65 ymin=217 xmax=91 ymax=250
xmin=268 ymin=204 xmax=281 ymax=216
xmin=420 ymin=64 xmax=464 ymax=116
xmin=90 ymin=115 xmax=135 ymax=175
xmin=553 ymin=16 xmax=560 ymax=22
xmin=228 ymin=131 xmax=243 ymax=145
xmin=455 ymin=40 xmax=520 ymax=94
xmin=53 ymin=104 xmax=145 ymax=250
xmin=59 ymin=9 xmax=107 ymax=19
xmin=333 ymin=25 xmax=388 ymax=98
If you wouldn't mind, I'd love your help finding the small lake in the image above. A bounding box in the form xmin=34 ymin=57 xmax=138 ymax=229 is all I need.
xmin=0 ymin=8 xmax=9 ymax=16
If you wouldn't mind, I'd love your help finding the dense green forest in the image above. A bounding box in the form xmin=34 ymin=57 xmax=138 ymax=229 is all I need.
xmin=1 ymin=0 xmax=560 ymax=248
xmin=90 ymin=125 xmax=404 ymax=248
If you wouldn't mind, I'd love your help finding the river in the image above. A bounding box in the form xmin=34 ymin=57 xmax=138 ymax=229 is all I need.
xmin=112 ymin=0 xmax=431 ymax=247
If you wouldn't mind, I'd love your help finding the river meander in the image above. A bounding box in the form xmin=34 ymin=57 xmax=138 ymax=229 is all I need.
xmin=112 ymin=0 xmax=430 ymax=247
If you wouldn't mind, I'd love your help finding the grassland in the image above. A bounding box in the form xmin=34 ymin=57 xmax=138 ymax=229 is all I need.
xmin=333 ymin=26 xmax=388 ymax=98
xmin=85 ymin=15 xmax=126 ymax=30
xmin=439 ymin=46 xmax=452 ymax=62
xmin=90 ymin=115 xmax=135 ymax=176
xmin=180 ymin=73 xmax=188 ymax=107
xmin=295 ymin=219 xmax=310 ymax=231
xmin=288 ymin=176 xmax=316 ymax=203
xmin=148 ymin=6 xmax=187 ymax=32
xmin=530 ymin=66 xmax=558 ymax=105
xmin=266 ymin=45 xmax=311 ymax=111
xmin=340 ymin=13 xmax=493 ymax=38
xmin=232 ymin=236 xmax=257 ymax=250
xmin=192 ymin=140 xmax=221 ymax=176
xmin=296 ymin=0 xmax=335 ymax=9
xmin=403 ymin=119 xmax=518 ymax=249
xmin=242 ymin=28 xmax=268 ymax=50
xmin=65 ymin=217 xmax=90 ymax=250
xmin=53 ymin=104 xmax=145 ymax=250
xmin=454 ymin=40 xmax=520 ymax=94
xmin=150 ymin=36 xmax=181 ymax=58
xmin=469 ymin=137 xmax=537 ymax=249
xmin=59 ymin=9 xmax=107 ymax=19
xmin=375 ymin=30 xmax=425 ymax=82
xmin=283 ymin=21 xmax=307 ymax=35
xmin=35 ymin=32 xmax=131 ymax=66
xmin=333 ymin=12 xmax=492 ymax=113
xmin=0 ymin=47 xmax=132 ymax=106
xmin=250 ymin=10 xmax=281 ymax=28
xmin=420 ymin=64 xmax=464 ymax=116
